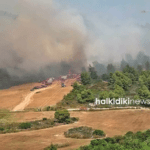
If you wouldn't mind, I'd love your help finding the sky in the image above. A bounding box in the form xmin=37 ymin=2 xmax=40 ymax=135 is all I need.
xmin=0 ymin=0 xmax=150 ymax=72
xmin=54 ymin=0 xmax=150 ymax=63
xmin=56 ymin=0 xmax=150 ymax=25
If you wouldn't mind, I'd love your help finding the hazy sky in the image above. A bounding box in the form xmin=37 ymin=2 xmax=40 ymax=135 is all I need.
xmin=1 ymin=0 xmax=150 ymax=68
xmin=56 ymin=0 xmax=150 ymax=25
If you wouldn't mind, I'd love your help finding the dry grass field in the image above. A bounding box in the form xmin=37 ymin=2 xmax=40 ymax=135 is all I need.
xmin=1 ymin=81 xmax=150 ymax=150
xmin=0 ymin=109 xmax=150 ymax=150
xmin=0 ymin=83 xmax=41 ymax=110
xmin=0 ymin=79 xmax=75 ymax=111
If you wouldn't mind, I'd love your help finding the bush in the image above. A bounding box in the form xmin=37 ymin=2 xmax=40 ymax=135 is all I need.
xmin=64 ymin=126 xmax=93 ymax=139
xmin=104 ymin=137 xmax=116 ymax=144
xmin=93 ymin=130 xmax=105 ymax=136
xmin=64 ymin=126 xmax=105 ymax=139
xmin=145 ymin=129 xmax=150 ymax=137
xmin=125 ymin=131 xmax=134 ymax=137
xmin=46 ymin=106 xmax=51 ymax=111
xmin=43 ymin=118 xmax=47 ymax=121
xmin=19 ymin=122 xmax=31 ymax=129
xmin=54 ymin=110 xmax=70 ymax=123
xmin=71 ymin=117 xmax=79 ymax=122
xmin=0 ymin=127 xmax=4 ymax=131
xmin=90 ymin=139 xmax=107 ymax=147
xmin=65 ymin=118 xmax=71 ymax=124
xmin=114 ymin=135 xmax=124 ymax=143
xmin=44 ymin=143 xmax=57 ymax=150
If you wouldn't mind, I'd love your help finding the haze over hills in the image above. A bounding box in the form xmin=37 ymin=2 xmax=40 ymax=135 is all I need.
xmin=1 ymin=0 xmax=150 ymax=89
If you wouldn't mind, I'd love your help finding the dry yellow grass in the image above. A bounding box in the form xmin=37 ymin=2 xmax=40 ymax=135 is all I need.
xmin=0 ymin=109 xmax=150 ymax=150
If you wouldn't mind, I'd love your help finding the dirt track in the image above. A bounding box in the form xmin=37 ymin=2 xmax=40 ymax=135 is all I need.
xmin=0 ymin=79 xmax=75 ymax=111
xmin=26 ymin=79 xmax=75 ymax=109
xmin=12 ymin=83 xmax=58 ymax=111
xmin=1 ymin=109 xmax=150 ymax=150
xmin=0 ymin=83 xmax=41 ymax=110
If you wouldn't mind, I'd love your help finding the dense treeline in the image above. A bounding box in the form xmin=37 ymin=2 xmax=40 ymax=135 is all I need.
xmin=93 ymin=51 xmax=150 ymax=76
xmin=59 ymin=60 xmax=150 ymax=108
xmin=44 ymin=129 xmax=150 ymax=150
xmin=77 ymin=129 xmax=150 ymax=150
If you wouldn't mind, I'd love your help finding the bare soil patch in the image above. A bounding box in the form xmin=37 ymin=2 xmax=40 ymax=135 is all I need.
xmin=0 ymin=83 xmax=41 ymax=110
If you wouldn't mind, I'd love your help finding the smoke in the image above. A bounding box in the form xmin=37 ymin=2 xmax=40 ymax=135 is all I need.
xmin=0 ymin=0 xmax=87 ymax=79
xmin=1 ymin=0 xmax=150 ymax=89
xmin=86 ymin=18 xmax=144 ymax=64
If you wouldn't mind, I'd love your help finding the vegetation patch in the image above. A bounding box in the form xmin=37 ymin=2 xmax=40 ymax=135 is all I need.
xmin=64 ymin=126 xmax=106 ymax=139
xmin=77 ymin=129 xmax=150 ymax=150
xmin=0 ymin=110 xmax=78 ymax=134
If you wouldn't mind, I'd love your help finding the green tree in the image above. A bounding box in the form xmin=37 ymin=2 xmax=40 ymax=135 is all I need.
xmin=137 ymin=65 xmax=143 ymax=72
xmin=99 ymin=91 xmax=109 ymax=100
xmin=81 ymin=72 xmax=92 ymax=85
xmin=146 ymin=76 xmax=150 ymax=91
xmin=145 ymin=61 xmax=150 ymax=70
xmin=77 ymin=89 xmax=94 ymax=103
xmin=114 ymin=85 xmax=125 ymax=97
xmin=88 ymin=65 xmax=98 ymax=79
xmin=107 ymin=64 xmax=115 ymax=74
xmin=101 ymin=74 xmax=109 ymax=81
xmin=123 ymin=65 xmax=139 ymax=82
xmin=138 ymin=85 xmax=150 ymax=100
xmin=55 ymin=110 xmax=70 ymax=123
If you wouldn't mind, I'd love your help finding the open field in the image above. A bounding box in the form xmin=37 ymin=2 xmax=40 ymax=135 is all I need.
xmin=0 ymin=83 xmax=41 ymax=110
xmin=0 ymin=109 xmax=150 ymax=150
xmin=0 ymin=79 xmax=75 ymax=111
xmin=26 ymin=79 xmax=76 ymax=109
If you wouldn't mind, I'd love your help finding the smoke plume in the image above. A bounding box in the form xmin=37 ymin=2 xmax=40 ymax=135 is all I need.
xmin=0 ymin=0 xmax=150 ymax=89
xmin=0 ymin=0 xmax=87 ymax=79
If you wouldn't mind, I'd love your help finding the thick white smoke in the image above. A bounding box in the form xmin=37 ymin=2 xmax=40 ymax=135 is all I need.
xmin=0 ymin=0 xmax=88 ymax=77
xmin=0 ymin=0 xmax=148 ymax=79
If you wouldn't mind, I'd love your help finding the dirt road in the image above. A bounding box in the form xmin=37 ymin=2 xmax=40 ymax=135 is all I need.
xmin=0 ymin=83 xmax=42 ymax=110
xmin=12 ymin=79 xmax=75 ymax=111
xmin=26 ymin=79 xmax=75 ymax=109
xmin=12 ymin=83 xmax=58 ymax=111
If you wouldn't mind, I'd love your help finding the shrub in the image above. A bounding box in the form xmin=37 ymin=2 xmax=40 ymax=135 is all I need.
xmin=90 ymin=139 xmax=107 ymax=147
xmin=104 ymin=137 xmax=116 ymax=144
xmin=0 ymin=127 xmax=4 ymax=131
xmin=71 ymin=117 xmax=79 ymax=122
xmin=93 ymin=130 xmax=105 ymax=136
xmin=65 ymin=118 xmax=71 ymax=124
xmin=64 ymin=126 xmax=93 ymax=139
xmin=54 ymin=110 xmax=70 ymax=123
xmin=125 ymin=131 xmax=134 ymax=137
xmin=46 ymin=106 xmax=51 ymax=111
xmin=64 ymin=126 xmax=105 ymax=139
xmin=19 ymin=122 xmax=31 ymax=129
xmin=43 ymin=118 xmax=47 ymax=121
xmin=145 ymin=129 xmax=150 ymax=137
xmin=44 ymin=143 xmax=57 ymax=150
xmin=114 ymin=135 xmax=124 ymax=143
